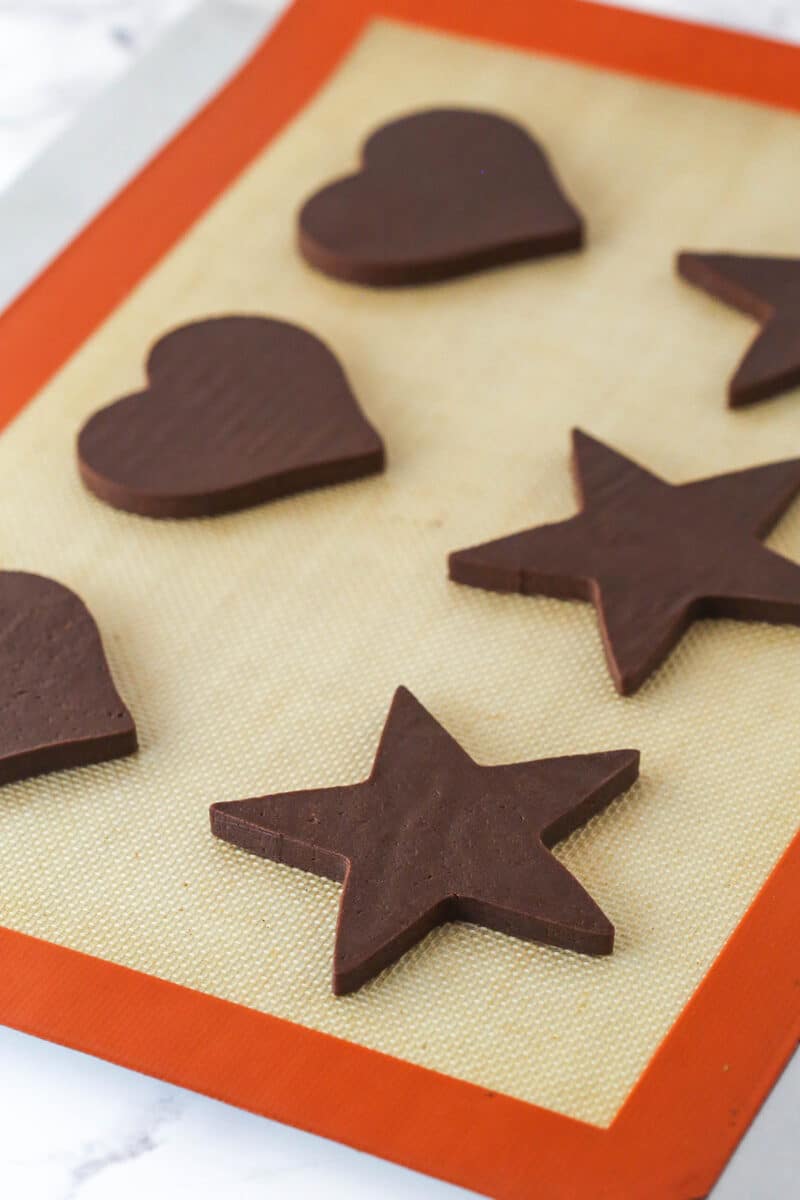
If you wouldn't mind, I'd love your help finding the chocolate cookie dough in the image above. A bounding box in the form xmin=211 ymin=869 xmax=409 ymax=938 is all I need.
xmin=78 ymin=316 xmax=385 ymax=518
xmin=449 ymin=430 xmax=800 ymax=695
xmin=211 ymin=687 xmax=638 ymax=995
xmin=0 ymin=572 xmax=136 ymax=785
xmin=678 ymin=252 xmax=800 ymax=407
xmin=298 ymin=108 xmax=584 ymax=286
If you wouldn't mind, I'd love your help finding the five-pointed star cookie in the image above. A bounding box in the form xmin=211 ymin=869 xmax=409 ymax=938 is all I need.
xmin=449 ymin=430 xmax=800 ymax=695
xmin=678 ymin=251 xmax=800 ymax=407
xmin=211 ymin=687 xmax=639 ymax=994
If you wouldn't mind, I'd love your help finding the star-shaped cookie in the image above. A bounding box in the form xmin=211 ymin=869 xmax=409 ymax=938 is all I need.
xmin=211 ymin=687 xmax=638 ymax=994
xmin=449 ymin=430 xmax=800 ymax=695
xmin=678 ymin=251 xmax=800 ymax=407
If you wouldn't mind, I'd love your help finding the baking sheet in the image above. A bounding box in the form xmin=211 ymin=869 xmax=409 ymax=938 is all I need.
xmin=1 ymin=18 xmax=800 ymax=1129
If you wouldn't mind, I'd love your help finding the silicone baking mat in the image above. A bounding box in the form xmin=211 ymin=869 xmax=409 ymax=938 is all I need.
xmin=2 ymin=3 xmax=800 ymax=1197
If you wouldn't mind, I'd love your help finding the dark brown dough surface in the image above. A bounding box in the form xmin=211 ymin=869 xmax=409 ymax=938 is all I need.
xmin=78 ymin=316 xmax=385 ymax=518
xmin=678 ymin=252 xmax=800 ymax=407
xmin=298 ymin=108 xmax=583 ymax=286
xmin=211 ymin=687 xmax=638 ymax=995
xmin=0 ymin=572 xmax=136 ymax=785
xmin=449 ymin=430 xmax=800 ymax=695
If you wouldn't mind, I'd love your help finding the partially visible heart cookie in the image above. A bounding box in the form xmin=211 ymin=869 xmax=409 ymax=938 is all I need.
xmin=0 ymin=572 xmax=136 ymax=786
xmin=78 ymin=316 xmax=385 ymax=518
xmin=298 ymin=108 xmax=584 ymax=286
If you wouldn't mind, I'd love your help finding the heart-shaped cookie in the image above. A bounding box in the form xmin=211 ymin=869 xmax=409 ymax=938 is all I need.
xmin=298 ymin=108 xmax=584 ymax=286
xmin=0 ymin=572 xmax=136 ymax=786
xmin=78 ymin=316 xmax=385 ymax=518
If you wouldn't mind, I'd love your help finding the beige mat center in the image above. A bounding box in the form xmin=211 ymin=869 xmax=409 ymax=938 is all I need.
xmin=2 ymin=20 xmax=800 ymax=1128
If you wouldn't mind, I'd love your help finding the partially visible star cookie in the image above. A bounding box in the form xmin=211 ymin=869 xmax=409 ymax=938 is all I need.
xmin=449 ymin=430 xmax=800 ymax=695
xmin=211 ymin=687 xmax=638 ymax=994
xmin=678 ymin=251 xmax=800 ymax=407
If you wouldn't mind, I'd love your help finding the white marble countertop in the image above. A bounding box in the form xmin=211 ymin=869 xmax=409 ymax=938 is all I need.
xmin=1 ymin=2 xmax=799 ymax=1197
xmin=3 ymin=0 xmax=800 ymax=193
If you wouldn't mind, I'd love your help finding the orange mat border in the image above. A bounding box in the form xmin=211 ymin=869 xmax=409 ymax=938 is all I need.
xmin=2 ymin=2 xmax=800 ymax=1196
